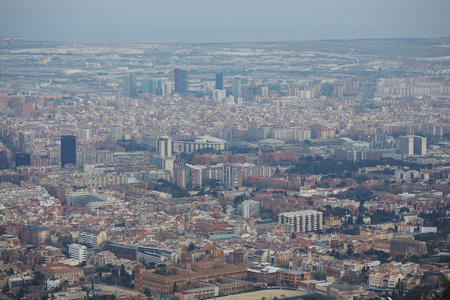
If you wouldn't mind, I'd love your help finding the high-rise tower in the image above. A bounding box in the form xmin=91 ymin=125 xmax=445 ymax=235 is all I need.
xmin=215 ymin=73 xmax=224 ymax=90
xmin=123 ymin=74 xmax=137 ymax=98
xmin=174 ymin=69 xmax=188 ymax=93
xmin=232 ymin=77 xmax=241 ymax=98
xmin=61 ymin=135 xmax=76 ymax=167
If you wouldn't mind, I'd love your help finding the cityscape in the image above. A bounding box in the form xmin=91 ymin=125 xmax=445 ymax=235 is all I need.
xmin=0 ymin=10 xmax=450 ymax=300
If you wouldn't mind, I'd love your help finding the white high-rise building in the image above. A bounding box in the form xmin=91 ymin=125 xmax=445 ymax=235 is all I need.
xmin=278 ymin=210 xmax=323 ymax=233
xmin=399 ymin=135 xmax=426 ymax=156
xmin=68 ymin=243 xmax=87 ymax=263
xmin=156 ymin=136 xmax=174 ymax=172
xmin=241 ymin=200 xmax=260 ymax=219
xmin=212 ymin=89 xmax=226 ymax=101
xmin=157 ymin=136 xmax=172 ymax=158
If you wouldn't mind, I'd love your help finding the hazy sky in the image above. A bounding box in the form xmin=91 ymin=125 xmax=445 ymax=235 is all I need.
xmin=1 ymin=0 xmax=449 ymax=43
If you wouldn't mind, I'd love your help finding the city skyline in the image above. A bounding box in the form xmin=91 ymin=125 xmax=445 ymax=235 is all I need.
xmin=0 ymin=2 xmax=449 ymax=298
xmin=1 ymin=0 xmax=450 ymax=43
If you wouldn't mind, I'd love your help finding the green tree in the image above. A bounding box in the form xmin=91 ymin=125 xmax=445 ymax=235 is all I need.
xmin=120 ymin=265 xmax=127 ymax=277
xmin=17 ymin=287 xmax=25 ymax=299
xmin=311 ymin=271 xmax=326 ymax=280
xmin=399 ymin=207 xmax=410 ymax=214
xmin=346 ymin=244 xmax=355 ymax=257
xmin=143 ymin=288 xmax=151 ymax=297
xmin=188 ymin=242 xmax=195 ymax=251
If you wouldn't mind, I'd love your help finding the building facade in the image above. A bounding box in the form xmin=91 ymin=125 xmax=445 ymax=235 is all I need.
xmin=278 ymin=210 xmax=323 ymax=233
xmin=68 ymin=243 xmax=87 ymax=263
xmin=61 ymin=135 xmax=76 ymax=167
xmin=174 ymin=69 xmax=188 ymax=93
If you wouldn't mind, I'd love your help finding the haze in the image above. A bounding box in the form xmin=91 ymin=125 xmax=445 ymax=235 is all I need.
xmin=1 ymin=0 xmax=450 ymax=43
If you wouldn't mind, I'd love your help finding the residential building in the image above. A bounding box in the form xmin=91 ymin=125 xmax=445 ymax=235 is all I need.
xmin=278 ymin=210 xmax=323 ymax=232
xmin=240 ymin=200 xmax=260 ymax=219
xmin=77 ymin=230 xmax=108 ymax=248
xmin=93 ymin=251 xmax=117 ymax=266
xmin=21 ymin=225 xmax=50 ymax=245
xmin=277 ymin=269 xmax=310 ymax=287
xmin=68 ymin=243 xmax=87 ymax=263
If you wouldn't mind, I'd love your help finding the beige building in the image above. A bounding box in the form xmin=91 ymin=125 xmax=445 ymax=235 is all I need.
xmin=72 ymin=174 xmax=126 ymax=188
xmin=37 ymin=263 xmax=84 ymax=280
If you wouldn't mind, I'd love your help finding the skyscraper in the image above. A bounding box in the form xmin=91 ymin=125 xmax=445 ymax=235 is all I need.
xmin=156 ymin=136 xmax=174 ymax=172
xmin=174 ymin=69 xmax=188 ymax=93
xmin=142 ymin=80 xmax=156 ymax=94
xmin=157 ymin=137 xmax=172 ymax=158
xmin=215 ymin=73 xmax=224 ymax=90
xmin=399 ymin=135 xmax=426 ymax=156
xmin=0 ymin=151 xmax=7 ymax=169
xmin=413 ymin=136 xmax=427 ymax=156
xmin=123 ymin=74 xmax=137 ymax=98
xmin=232 ymin=77 xmax=241 ymax=98
xmin=15 ymin=153 xmax=31 ymax=170
xmin=61 ymin=135 xmax=76 ymax=167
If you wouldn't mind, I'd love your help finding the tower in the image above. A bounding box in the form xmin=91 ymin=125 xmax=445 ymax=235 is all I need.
xmin=413 ymin=136 xmax=427 ymax=156
xmin=174 ymin=69 xmax=188 ymax=93
xmin=142 ymin=80 xmax=156 ymax=94
xmin=232 ymin=77 xmax=241 ymax=98
xmin=61 ymin=135 xmax=76 ymax=167
xmin=0 ymin=151 xmax=7 ymax=170
xmin=156 ymin=136 xmax=174 ymax=172
xmin=15 ymin=153 xmax=31 ymax=170
xmin=123 ymin=74 xmax=137 ymax=98
xmin=215 ymin=73 xmax=223 ymax=90
xmin=157 ymin=137 xmax=172 ymax=158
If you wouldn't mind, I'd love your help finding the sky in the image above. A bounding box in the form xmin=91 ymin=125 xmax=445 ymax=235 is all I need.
xmin=0 ymin=0 xmax=449 ymax=43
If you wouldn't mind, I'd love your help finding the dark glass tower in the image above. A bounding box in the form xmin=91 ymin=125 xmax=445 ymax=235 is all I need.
xmin=215 ymin=73 xmax=223 ymax=89
xmin=61 ymin=135 xmax=76 ymax=167
xmin=0 ymin=151 xmax=7 ymax=169
xmin=15 ymin=153 xmax=31 ymax=170
xmin=174 ymin=69 xmax=188 ymax=93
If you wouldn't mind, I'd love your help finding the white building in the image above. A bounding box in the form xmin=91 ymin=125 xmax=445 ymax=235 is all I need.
xmin=77 ymin=230 xmax=108 ymax=248
xmin=68 ymin=243 xmax=87 ymax=263
xmin=278 ymin=210 xmax=323 ymax=232
xmin=240 ymin=200 xmax=260 ymax=219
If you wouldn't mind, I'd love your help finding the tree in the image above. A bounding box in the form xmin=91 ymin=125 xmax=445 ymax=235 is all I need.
xmin=120 ymin=265 xmax=127 ymax=277
xmin=311 ymin=271 xmax=326 ymax=280
xmin=188 ymin=242 xmax=195 ymax=251
xmin=17 ymin=287 xmax=25 ymax=299
xmin=346 ymin=244 xmax=355 ymax=257
xmin=34 ymin=271 xmax=45 ymax=284
xmin=399 ymin=207 xmax=410 ymax=214
xmin=143 ymin=288 xmax=152 ymax=297
xmin=356 ymin=215 xmax=364 ymax=225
